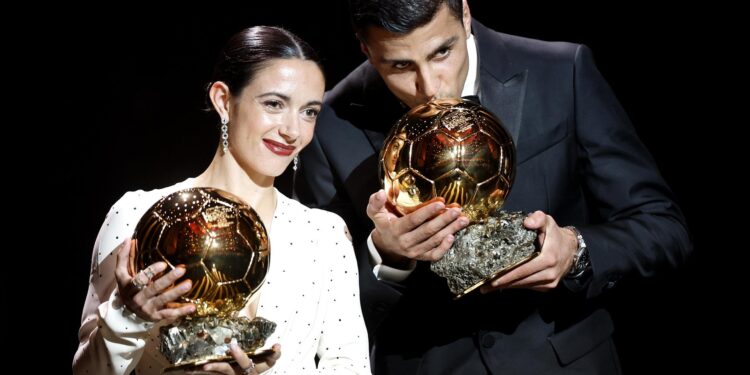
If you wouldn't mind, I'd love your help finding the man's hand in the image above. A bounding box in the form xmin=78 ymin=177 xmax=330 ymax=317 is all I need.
xmin=480 ymin=211 xmax=578 ymax=293
xmin=367 ymin=190 xmax=468 ymax=268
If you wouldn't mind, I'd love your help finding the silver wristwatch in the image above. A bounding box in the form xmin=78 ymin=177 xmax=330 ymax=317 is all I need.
xmin=565 ymin=226 xmax=590 ymax=279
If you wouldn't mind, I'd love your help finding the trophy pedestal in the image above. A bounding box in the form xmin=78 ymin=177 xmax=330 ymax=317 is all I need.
xmin=431 ymin=211 xmax=539 ymax=298
xmin=161 ymin=315 xmax=276 ymax=370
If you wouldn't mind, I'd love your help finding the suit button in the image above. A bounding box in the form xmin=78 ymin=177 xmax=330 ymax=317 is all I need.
xmin=481 ymin=335 xmax=495 ymax=348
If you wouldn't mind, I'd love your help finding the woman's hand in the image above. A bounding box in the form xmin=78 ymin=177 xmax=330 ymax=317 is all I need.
xmin=114 ymin=238 xmax=195 ymax=321
xmin=187 ymin=343 xmax=282 ymax=374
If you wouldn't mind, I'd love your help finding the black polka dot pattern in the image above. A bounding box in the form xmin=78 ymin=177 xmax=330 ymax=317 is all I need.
xmin=77 ymin=181 xmax=371 ymax=374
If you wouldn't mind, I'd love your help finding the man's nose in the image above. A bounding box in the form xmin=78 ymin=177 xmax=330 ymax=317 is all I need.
xmin=416 ymin=66 xmax=439 ymax=100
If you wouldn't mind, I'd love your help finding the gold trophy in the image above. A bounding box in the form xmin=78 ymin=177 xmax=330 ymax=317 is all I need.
xmin=133 ymin=188 xmax=276 ymax=369
xmin=379 ymin=98 xmax=538 ymax=298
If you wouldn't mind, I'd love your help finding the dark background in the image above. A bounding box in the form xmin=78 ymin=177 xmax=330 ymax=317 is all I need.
xmin=35 ymin=2 xmax=726 ymax=373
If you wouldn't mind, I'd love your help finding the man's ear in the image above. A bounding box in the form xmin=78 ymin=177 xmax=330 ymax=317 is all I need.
xmin=462 ymin=0 xmax=472 ymax=35
xmin=357 ymin=34 xmax=371 ymax=59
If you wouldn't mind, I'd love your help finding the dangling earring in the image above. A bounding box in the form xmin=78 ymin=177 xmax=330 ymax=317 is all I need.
xmin=291 ymin=154 xmax=299 ymax=200
xmin=220 ymin=117 xmax=229 ymax=154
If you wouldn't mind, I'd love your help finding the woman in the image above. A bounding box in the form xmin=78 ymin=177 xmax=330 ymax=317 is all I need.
xmin=73 ymin=26 xmax=371 ymax=375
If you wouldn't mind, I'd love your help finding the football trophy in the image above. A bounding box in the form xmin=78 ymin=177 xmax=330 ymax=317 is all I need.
xmin=379 ymin=98 xmax=538 ymax=298
xmin=133 ymin=188 xmax=276 ymax=369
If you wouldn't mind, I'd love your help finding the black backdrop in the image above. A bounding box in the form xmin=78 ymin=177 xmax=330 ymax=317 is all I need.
xmin=41 ymin=2 xmax=724 ymax=373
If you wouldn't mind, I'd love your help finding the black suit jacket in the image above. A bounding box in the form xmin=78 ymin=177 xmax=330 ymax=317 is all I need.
xmin=282 ymin=20 xmax=691 ymax=374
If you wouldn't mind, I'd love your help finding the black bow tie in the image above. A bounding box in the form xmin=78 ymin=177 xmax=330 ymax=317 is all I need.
xmin=462 ymin=95 xmax=480 ymax=104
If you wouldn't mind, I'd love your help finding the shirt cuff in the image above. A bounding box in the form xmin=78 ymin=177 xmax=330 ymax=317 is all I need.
xmin=99 ymin=290 xmax=154 ymax=336
xmin=368 ymin=233 xmax=416 ymax=283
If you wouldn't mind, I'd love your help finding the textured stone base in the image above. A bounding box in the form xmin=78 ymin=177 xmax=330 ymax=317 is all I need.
xmin=160 ymin=315 xmax=276 ymax=368
xmin=431 ymin=211 xmax=539 ymax=297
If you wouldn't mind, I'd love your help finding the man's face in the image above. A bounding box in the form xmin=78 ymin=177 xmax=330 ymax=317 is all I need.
xmin=361 ymin=3 xmax=471 ymax=108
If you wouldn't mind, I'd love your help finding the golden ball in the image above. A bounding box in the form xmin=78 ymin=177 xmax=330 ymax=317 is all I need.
xmin=379 ymin=98 xmax=515 ymax=221
xmin=133 ymin=188 xmax=269 ymax=317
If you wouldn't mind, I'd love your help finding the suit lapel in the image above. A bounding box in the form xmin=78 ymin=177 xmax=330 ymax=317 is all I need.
xmin=480 ymin=69 xmax=527 ymax=146
xmin=473 ymin=20 xmax=527 ymax=149
xmin=358 ymin=68 xmax=409 ymax=152
xmin=363 ymin=129 xmax=386 ymax=153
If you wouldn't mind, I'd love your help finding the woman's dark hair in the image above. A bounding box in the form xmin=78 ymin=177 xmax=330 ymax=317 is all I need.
xmin=210 ymin=26 xmax=322 ymax=98
xmin=348 ymin=0 xmax=462 ymax=40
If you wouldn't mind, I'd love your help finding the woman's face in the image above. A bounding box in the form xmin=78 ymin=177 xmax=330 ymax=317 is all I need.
xmin=228 ymin=58 xmax=324 ymax=179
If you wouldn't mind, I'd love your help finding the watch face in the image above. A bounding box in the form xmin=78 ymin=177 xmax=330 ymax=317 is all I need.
xmin=565 ymin=226 xmax=590 ymax=279
xmin=572 ymin=248 xmax=591 ymax=278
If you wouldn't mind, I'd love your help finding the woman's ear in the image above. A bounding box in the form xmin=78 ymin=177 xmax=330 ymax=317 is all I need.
xmin=209 ymin=81 xmax=231 ymax=121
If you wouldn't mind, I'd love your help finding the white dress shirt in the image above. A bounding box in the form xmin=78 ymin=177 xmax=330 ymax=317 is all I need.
xmin=73 ymin=178 xmax=371 ymax=375
xmin=369 ymin=33 xmax=480 ymax=281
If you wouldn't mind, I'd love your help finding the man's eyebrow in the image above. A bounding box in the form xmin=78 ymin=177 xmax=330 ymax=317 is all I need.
xmin=378 ymin=36 xmax=458 ymax=64
xmin=379 ymin=56 xmax=412 ymax=65
xmin=427 ymin=36 xmax=458 ymax=59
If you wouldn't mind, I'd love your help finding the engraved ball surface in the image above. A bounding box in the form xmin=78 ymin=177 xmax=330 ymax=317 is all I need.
xmin=379 ymin=98 xmax=515 ymax=221
xmin=133 ymin=188 xmax=269 ymax=317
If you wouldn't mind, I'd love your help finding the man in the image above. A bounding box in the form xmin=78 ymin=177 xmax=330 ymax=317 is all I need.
xmin=288 ymin=0 xmax=691 ymax=373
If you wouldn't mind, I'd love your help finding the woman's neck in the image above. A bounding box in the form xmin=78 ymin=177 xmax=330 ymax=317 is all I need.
xmin=192 ymin=150 xmax=277 ymax=227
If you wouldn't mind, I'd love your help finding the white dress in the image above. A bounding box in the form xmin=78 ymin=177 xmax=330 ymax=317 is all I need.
xmin=73 ymin=178 xmax=371 ymax=374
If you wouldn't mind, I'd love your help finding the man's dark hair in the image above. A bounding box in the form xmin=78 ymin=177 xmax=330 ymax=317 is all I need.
xmin=349 ymin=0 xmax=463 ymax=40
